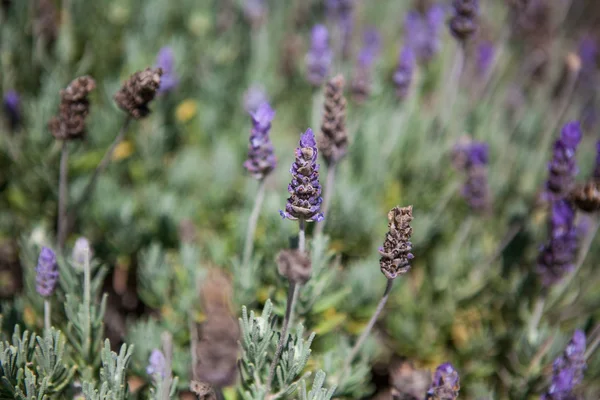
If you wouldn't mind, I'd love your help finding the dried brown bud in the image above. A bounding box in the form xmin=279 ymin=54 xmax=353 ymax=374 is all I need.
xmin=570 ymin=181 xmax=600 ymax=213
xmin=318 ymin=75 xmax=348 ymax=166
xmin=390 ymin=361 xmax=432 ymax=400
xmin=114 ymin=68 xmax=163 ymax=119
xmin=190 ymin=381 xmax=217 ymax=400
xmin=379 ymin=206 xmax=414 ymax=280
xmin=48 ymin=76 xmax=97 ymax=140
xmin=276 ymin=249 xmax=312 ymax=284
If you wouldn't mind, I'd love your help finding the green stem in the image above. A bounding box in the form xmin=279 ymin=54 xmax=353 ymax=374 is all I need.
xmin=83 ymin=247 xmax=91 ymax=359
xmin=57 ymin=141 xmax=69 ymax=251
xmin=527 ymin=293 xmax=546 ymax=343
xmin=44 ymin=299 xmax=51 ymax=332
xmin=242 ymin=179 xmax=266 ymax=268
xmin=315 ymin=165 xmax=336 ymax=236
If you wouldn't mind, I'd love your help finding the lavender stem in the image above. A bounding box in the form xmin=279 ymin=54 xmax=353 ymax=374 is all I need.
xmin=527 ymin=293 xmax=547 ymax=343
xmin=44 ymin=299 xmax=51 ymax=332
xmin=584 ymin=323 xmax=600 ymax=360
xmin=74 ymin=116 xmax=132 ymax=212
xmin=83 ymin=247 xmax=91 ymax=356
xmin=242 ymin=179 xmax=267 ymax=267
xmin=57 ymin=142 xmax=69 ymax=250
xmin=266 ymin=218 xmax=305 ymax=393
xmin=315 ymin=165 xmax=336 ymax=236
xmin=339 ymin=278 xmax=394 ymax=386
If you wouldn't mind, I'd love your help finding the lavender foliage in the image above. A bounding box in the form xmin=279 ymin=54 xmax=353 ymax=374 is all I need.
xmin=306 ymin=25 xmax=333 ymax=86
xmin=537 ymin=200 xmax=578 ymax=287
xmin=156 ymin=47 xmax=178 ymax=94
xmin=546 ymin=121 xmax=582 ymax=200
xmin=279 ymin=128 xmax=324 ymax=222
xmin=393 ymin=46 xmax=416 ymax=100
xmin=243 ymin=102 xmax=277 ymax=180
xmin=36 ymin=246 xmax=59 ymax=297
xmin=541 ymin=330 xmax=586 ymax=400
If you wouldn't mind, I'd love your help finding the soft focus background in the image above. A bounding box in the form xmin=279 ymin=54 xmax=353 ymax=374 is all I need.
xmin=1 ymin=0 xmax=600 ymax=399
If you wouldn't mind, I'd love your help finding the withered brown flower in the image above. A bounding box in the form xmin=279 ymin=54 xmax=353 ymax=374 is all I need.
xmin=570 ymin=180 xmax=600 ymax=213
xmin=318 ymin=75 xmax=348 ymax=166
xmin=48 ymin=76 xmax=96 ymax=141
xmin=276 ymin=249 xmax=312 ymax=284
xmin=113 ymin=68 xmax=163 ymax=119
xmin=379 ymin=206 xmax=414 ymax=280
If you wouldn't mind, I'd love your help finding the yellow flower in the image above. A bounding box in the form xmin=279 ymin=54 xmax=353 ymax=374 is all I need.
xmin=111 ymin=140 xmax=134 ymax=161
xmin=24 ymin=306 xmax=36 ymax=327
xmin=176 ymin=99 xmax=198 ymax=123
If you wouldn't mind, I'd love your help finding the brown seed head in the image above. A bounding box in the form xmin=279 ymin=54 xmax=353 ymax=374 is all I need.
xmin=114 ymin=68 xmax=163 ymax=119
xmin=390 ymin=361 xmax=432 ymax=400
xmin=276 ymin=249 xmax=312 ymax=284
xmin=49 ymin=76 xmax=97 ymax=141
xmin=318 ymin=74 xmax=348 ymax=166
xmin=570 ymin=181 xmax=600 ymax=213
xmin=190 ymin=381 xmax=217 ymax=400
xmin=379 ymin=206 xmax=414 ymax=280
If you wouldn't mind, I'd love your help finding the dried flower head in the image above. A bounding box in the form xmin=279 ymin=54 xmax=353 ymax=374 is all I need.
xmin=146 ymin=349 xmax=167 ymax=380
xmin=389 ymin=361 xmax=432 ymax=400
xmin=276 ymin=249 xmax=312 ymax=284
xmin=243 ymin=102 xmax=277 ymax=180
xmin=71 ymin=237 xmax=91 ymax=268
xmin=546 ymin=121 xmax=582 ymax=200
xmin=306 ymin=25 xmax=333 ymax=86
xmin=542 ymin=330 xmax=586 ymax=400
xmin=449 ymin=0 xmax=479 ymax=42
xmin=537 ymin=200 xmax=578 ymax=286
xmin=156 ymin=47 xmax=179 ymax=94
xmin=34 ymin=0 xmax=58 ymax=45
xmin=36 ymin=246 xmax=58 ymax=297
xmin=190 ymin=381 xmax=217 ymax=400
xmin=379 ymin=206 xmax=414 ymax=280
xmin=3 ymin=90 xmax=21 ymax=131
xmin=114 ymin=68 xmax=163 ymax=119
xmin=570 ymin=180 xmax=600 ymax=213
xmin=426 ymin=363 xmax=460 ymax=400
xmin=279 ymin=129 xmax=324 ymax=222
xmin=48 ymin=76 xmax=96 ymax=140
xmin=393 ymin=46 xmax=416 ymax=100
xmin=318 ymin=75 xmax=348 ymax=166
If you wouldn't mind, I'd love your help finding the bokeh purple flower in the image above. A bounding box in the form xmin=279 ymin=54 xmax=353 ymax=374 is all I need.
xmin=243 ymin=102 xmax=277 ymax=180
xmin=545 ymin=121 xmax=582 ymax=200
xmin=326 ymin=0 xmax=354 ymax=59
xmin=244 ymin=0 xmax=267 ymax=27
xmin=306 ymin=25 xmax=333 ymax=86
xmin=72 ymin=237 xmax=91 ymax=268
xmin=426 ymin=362 xmax=460 ymax=400
xmin=579 ymin=36 xmax=598 ymax=72
xmin=449 ymin=0 xmax=479 ymax=42
xmin=3 ymin=90 xmax=21 ymax=131
xmin=537 ymin=200 xmax=578 ymax=286
xmin=279 ymin=128 xmax=324 ymax=222
xmin=593 ymin=141 xmax=600 ymax=181
xmin=36 ymin=246 xmax=59 ymax=297
xmin=476 ymin=40 xmax=495 ymax=76
xmin=147 ymin=349 xmax=167 ymax=380
xmin=405 ymin=5 xmax=446 ymax=63
xmin=351 ymin=28 xmax=381 ymax=102
xmin=243 ymin=84 xmax=269 ymax=114
xmin=393 ymin=46 xmax=416 ymax=100
xmin=541 ymin=330 xmax=586 ymax=400
xmin=156 ymin=47 xmax=179 ymax=94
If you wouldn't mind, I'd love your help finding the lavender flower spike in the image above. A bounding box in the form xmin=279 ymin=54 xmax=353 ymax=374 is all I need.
xmin=405 ymin=5 xmax=446 ymax=63
xmin=147 ymin=349 xmax=167 ymax=380
xmin=156 ymin=47 xmax=179 ymax=93
xmin=593 ymin=141 xmax=600 ymax=181
xmin=243 ymin=102 xmax=277 ymax=180
xmin=546 ymin=121 xmax=583 ymax=200
xmin=3 ymin=90 xmax=21 ymax=131
xmin=306 ymin=25 xmax=333 ymax=86
xmin=72 ymin=237 xmax=91 ymax=268
xmin=449 ymin=0 xmax=479 ymax=42
xmin=537 ymin=200 xmax=578 ymax=286
xmin=541 ymin=330 xmax=586 ymax=400
xmin=36 ymin=247 xmax=59 ymax=297
xmin=476 ymin=40 xmax=495 ymax=76
xmin=279 ymin=128 xmax=324 ymax=222
xmin=426 ymin=362 xmax=460 ymax=400
xmin=393 ymin=46 xmax=416 ymax=100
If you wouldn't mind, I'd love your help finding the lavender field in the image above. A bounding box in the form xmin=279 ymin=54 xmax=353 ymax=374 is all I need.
xmin=1 ymin=1 xmax=599 ymax=399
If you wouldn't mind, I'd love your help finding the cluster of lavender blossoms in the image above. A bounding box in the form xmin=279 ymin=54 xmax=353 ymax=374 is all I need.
xmin=404 ymin=4 xmax=445 ymax=63
xmin=280 ymin=129 xmax=324 ymax=222
xmin=155 ymin=47 xmax=179 ymax=94
xmin=453 ymin=139 xmax=491 ymax=212
xmin=306 ymin=25 xmax=333 ymax=86
xmin=36 ymin=246 xmax=59 ymax=297
xmin=476 ymin=40 xmax=495 ymax=77
xmin=545 ymin=121 xmax=582 ymax=200
xmin=351 ymin=28 xmax=381 ymax=102
xmin=3 ymin=90 xmax=21 ymax=131
xmin=393 ymin=46 xmax=416 ymax=100
xmin=426 ymin=363 xmax=460 ymax=400
xmin=537 ymin=200 xmax=578 ymax=286
xmin=326 ymin=0 xmax=354 ymax=59
xmin=243 ymin=102 xmax=276 ymax=180
xmin=541 ymin=330 xmax=587 ymax=400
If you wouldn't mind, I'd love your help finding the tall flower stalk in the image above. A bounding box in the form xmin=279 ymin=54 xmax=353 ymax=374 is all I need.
xmin=242 ymin=102 xmax=276 ymax=267
xmin=339 ymin=205 xmax=414 ymax=385
xmin=268 ymin=128 xmax=324 ymax=392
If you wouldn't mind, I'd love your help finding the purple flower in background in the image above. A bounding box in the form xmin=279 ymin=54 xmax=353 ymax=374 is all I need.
xmin=3 ymin=90 xmax=21 ymax=131
xmin=476 ymin=40 xmax=495 ymax=76
xmin=593 ymin=141 xmax=600 ymax=180
xmin=155 ymin=47 xmax=179 ymax=93
xmin=449 ymin=0 xmax=479 ymax=42
xmin=279 ymin=128 xmax=324 ymax=222
xmin=426 ymin=362 xmax=460 ymax=400
xmin=579 ymin=36 xmax=598 ymax=71
xmin=147 ymin=349 xmax=167 ymax=380
xmin=243 ymin=84 xmax=269 ymax=114
xmin=243 ymin=102 xmax=277 ymax=180
xmin=461 ymin=141 xmax=490 ymax=212
xmin=351 ymin=28 xmax=381 ymax=102
xmin=306 ymin=24 xmax=333 ymax=86
xmin=326 ymin=0 xmax=354 ymax=59
xmin=393 ymin=46 xmax=416 ymax=100
xmin=405 ymin=5 xmax=446 ymax=63
xmin=357 ymin=28 xmax=381 ymax=68
xmin=537 ymin=200 xmax=578 ymax=286
xmin=546 ymin=121 xmax=582 ymax=200
xmin=244 ymin=0 xmax=267 ymax=26
xmin=36 ymin=247 xmax=59 ymax=297
xmin=541 ymin=330 xmax=586 ymax=400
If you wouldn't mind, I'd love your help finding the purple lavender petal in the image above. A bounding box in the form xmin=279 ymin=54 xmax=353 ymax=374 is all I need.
xmin=36 ymin=247 xmax=59 ymax=297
